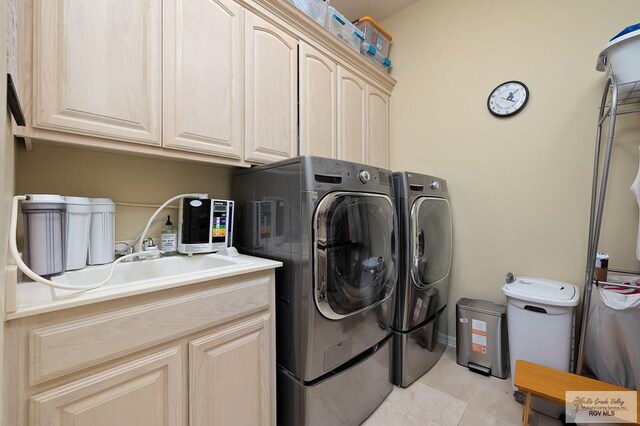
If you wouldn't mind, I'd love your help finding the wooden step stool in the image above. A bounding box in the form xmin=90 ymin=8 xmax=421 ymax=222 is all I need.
xmin=514 ymin=359 xmax=639 ymax=425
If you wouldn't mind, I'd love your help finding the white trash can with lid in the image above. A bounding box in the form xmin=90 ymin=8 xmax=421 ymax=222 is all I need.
xmin=502 ymin=276 xmax=579 ymax=418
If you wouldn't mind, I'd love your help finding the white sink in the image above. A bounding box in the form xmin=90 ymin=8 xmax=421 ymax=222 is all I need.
xmin=11 ymin=252 xmax=281 ymax=319
xmin=51 ymin=253 xmax=252 ymax=289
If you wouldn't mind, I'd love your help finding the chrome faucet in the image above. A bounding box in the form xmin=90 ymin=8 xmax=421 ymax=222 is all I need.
xmin=143 ymin=237 xmax=155 ymax=250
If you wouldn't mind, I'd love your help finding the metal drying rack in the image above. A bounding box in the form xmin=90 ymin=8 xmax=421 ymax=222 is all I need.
xmin=576 ymin=75 xmax=640 ymax=375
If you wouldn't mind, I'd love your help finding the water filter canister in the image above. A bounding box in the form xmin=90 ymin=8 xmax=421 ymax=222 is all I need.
xmin=88 ymin=198 xmax=116 ymax=265
xmin=64 ymin=196 xmax=92 ymax=271
xmin=21 ymin=194 xmax=67 ymax=277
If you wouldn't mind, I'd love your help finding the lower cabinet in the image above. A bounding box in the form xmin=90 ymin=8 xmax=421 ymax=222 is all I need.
xmin=190 ymin=314 xmax=272 ymax=426
xmin=30 ymin=347 xmax=185 ymax=426
xmin=5 ymin=271 xmax=276 ymax=426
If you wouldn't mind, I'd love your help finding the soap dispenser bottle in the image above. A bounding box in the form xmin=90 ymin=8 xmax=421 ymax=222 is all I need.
xmin=160 ymin=215 xmax=177 ymax=255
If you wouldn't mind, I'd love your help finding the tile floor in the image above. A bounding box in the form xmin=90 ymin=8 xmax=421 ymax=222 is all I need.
xmin=363 ymin=347 xmax=563 ymax=426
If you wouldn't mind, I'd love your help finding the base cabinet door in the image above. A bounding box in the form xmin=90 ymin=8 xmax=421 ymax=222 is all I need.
xmin=244 ymin=12 xmax=298 ymax=164
xmin=366 ymin=84 xmax=390 ymax=169
xmin=34 ymin=0 xmax=162 ymax=146
xmin=337 ymin=66 xmax=366 ymax=164
xmin=163 ymin=0 xmax=244 ymax=159
xmin=29 ymin=347 xmax=184 ymax=426
xmin=299 ymin=42 xmax=337 ymax=158
xmin=189 ymin=314 xmax=272 ymax=426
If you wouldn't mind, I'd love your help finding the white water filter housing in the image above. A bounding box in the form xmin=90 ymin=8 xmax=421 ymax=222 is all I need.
xmin=21 ymin=194 xmax=66 ymax=277
xmin=88 ymin=198 xmax=116 ymax=265
xmin=64 ymin=196 xmax=92 ymax=271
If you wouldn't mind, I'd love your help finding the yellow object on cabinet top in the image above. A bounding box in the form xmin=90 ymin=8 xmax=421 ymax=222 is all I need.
xmin=353 ymin=16 xmax=393 ymax=42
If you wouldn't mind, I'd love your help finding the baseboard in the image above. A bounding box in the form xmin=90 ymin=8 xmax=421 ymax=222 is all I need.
xmin=437 ymin=331 xmax=456 ymax=348
xmin=446 ymin=334 xmax=456 ymax=348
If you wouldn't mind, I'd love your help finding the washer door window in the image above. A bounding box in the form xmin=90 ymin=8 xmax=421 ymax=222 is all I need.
xmin=411 ymin=197 xmax=452 ymax=288
xmin=315 ymin=192 xmax=396 ymax=320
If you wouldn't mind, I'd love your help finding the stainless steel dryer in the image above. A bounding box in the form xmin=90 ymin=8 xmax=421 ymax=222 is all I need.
xmin=392 ymin=171 xmax=452 ymax=387
xmin=232 ymin=156 xmax=397 ymax=426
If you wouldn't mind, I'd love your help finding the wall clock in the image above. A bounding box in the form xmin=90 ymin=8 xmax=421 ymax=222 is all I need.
xmin=487 ymin=81 xmax=529 ymax=117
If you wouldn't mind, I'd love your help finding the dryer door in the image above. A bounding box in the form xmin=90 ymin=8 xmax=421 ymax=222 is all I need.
xmin=314 ymin=192 xmax=396 ymax=320
xmin=410 ymin=197 xmax=452 ymax=289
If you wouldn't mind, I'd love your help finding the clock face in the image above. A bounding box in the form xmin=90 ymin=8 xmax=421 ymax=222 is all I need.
xmin=487 ymin=81 xmax=529 ymax=117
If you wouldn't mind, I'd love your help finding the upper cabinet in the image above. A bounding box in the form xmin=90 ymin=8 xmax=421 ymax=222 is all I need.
xmin=337 ymin=66 xmax=366 ymax=164
xmin=366 ymin=84 xmax=390 ymax=169
xmin=33 ymin=0 xmax=162 ymax=146
xmin=163 ymin=0 xmax=244 ymax=159
xmin=244 ymin=13 xmax=298 ymax=164
xmin=300 ymin=50 xmax=390 ymax=169
xmin=15 ymin=0 xmax=394 ymax=167
xmin=299 ymin=42 xmax=337 ymax=158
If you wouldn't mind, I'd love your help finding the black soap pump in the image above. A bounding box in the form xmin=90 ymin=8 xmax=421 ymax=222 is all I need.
xmin=160 ymin=215 xmax=177 ymax=255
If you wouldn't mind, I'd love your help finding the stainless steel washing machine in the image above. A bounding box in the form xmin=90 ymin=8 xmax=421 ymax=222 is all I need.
xmin=392 ymin=171 xmax=452 ymax=388
xmin=232 ymin=156 xmax=397 ymax=426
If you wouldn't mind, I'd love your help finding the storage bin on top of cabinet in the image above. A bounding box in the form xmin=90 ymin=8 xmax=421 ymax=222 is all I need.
xmin=354 ymin=16 xmax=393 ymax=59
xmin=288 ymin=0 xmax=328 ymax=26
xmin=325 ymin=7 xmax=364 ymax=52
xmin=362 ymin=42 xmax=392 ymax=73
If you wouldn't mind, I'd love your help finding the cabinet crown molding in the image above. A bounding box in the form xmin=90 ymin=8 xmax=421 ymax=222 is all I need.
xmin=249 ymin=0 xmax=397 ymax=93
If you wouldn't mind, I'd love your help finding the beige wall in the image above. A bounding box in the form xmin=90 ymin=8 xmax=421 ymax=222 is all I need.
xmin=383 ymin=0 xmax=640 ymax=334
xmin=15 ymin=144 xmax=235 ymax=244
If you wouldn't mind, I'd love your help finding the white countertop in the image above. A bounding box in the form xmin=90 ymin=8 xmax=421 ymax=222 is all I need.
xmin=7 ymin=253 xmax=282 ymax=320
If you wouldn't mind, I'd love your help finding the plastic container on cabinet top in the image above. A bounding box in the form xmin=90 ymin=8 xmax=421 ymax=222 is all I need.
xmin=362 ymin=42 xmax=392 ymax=72
xmin=354 ymin=16 xmax=393 ymax=59
xmin=597 ymin=23 xmax=640 ymax=85
xmin=288 ymin=0 xmax=328 ymax=26
xmin=325 ymin=7 xmax=365 ymax=52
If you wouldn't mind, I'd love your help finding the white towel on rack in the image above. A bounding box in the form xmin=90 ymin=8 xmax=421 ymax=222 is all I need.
xmin=631 ymin=145 xmax=640 ymax=261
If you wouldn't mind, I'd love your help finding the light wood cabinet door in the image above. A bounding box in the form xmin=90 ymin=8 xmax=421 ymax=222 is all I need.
xmin=189 ymin=314 xmax=273 ymax=426
xmin=245 ymin=12 xmax=298 ymax=164
xmin=164 ymin=0 xmax=244 ymax=159
xmin=299 ymin=42 xmax=337 ymax=158
xmin=337 ymin=66 xmax=366 ymax=164
xmin=34 ymin=0 xmax=162 ymax=146
xmin=366 ymin=84 xmax=390 ymax=169
xmin=30 ymin=347 xmax=184 ymax=426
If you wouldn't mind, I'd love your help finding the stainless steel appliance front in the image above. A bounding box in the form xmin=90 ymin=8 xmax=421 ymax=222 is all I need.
xmin=314 ymin=191 xmax=395 ymax=321
xmin=232 ymin=156 xmax=397 ymax=426
xmin=392 ymin=171 xmax=452 ymax=387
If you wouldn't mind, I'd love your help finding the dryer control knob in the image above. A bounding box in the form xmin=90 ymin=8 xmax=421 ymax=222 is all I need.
xmin=359 ymin=170 xmax=371 ymax=183
xmin=429 ymin=180 xmax=440 ymax=190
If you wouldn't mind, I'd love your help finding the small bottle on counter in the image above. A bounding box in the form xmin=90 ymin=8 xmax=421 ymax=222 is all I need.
xmin=160 ymin=215 xmax=177 ymax=256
